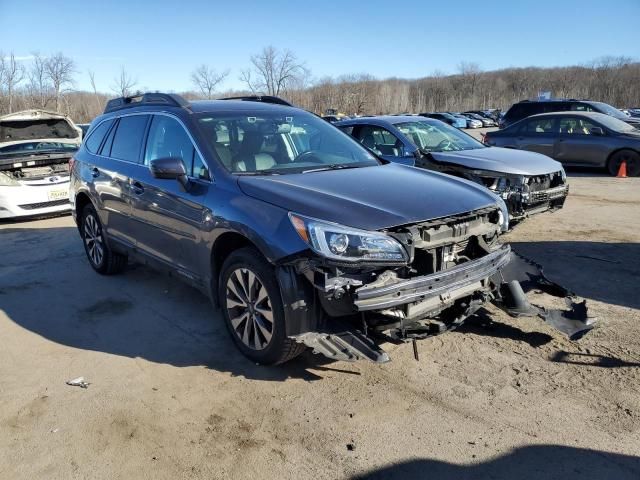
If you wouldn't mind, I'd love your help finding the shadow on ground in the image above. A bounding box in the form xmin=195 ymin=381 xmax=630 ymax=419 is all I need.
xmin=455 ymin=308 xmax=553 ymax=348
xmin=1 ymin=224 xmax=638 ymax=380
xmin=351 ymin=445 xmax=640 ymax=480
xmin=511 ymin=241 xmax=640 ymax=310
xmin=0 ymin=226 xmax=347 ymax=381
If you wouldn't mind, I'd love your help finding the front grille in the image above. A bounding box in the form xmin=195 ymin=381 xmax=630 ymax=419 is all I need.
xmin=18 ymin=199 xmax=70 ymax=210
xmin=529 ymin=185 xmax=569 ymax=203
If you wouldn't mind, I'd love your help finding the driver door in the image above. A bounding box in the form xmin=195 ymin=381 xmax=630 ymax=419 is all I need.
xmin=353 ymin=125 xmax=413 ymax=165
xmin=128 ymin=114 xmax=213 ymax=280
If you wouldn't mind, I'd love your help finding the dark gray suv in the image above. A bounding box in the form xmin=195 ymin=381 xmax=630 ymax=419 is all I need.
xmin=70 ymin=93 xmax=514 ymax=364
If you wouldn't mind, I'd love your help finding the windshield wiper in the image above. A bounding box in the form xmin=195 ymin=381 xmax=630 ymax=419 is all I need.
xmin=301 ymin=164 xmax=362 ymax=174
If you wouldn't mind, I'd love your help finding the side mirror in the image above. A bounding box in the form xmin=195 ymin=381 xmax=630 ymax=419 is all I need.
xmin=149 ymin=157 xmax=190 ymax=189
xmin=589 ymin=127 xmax=604 ymax=136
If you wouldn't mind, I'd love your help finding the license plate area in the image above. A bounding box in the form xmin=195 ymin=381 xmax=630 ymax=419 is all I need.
xmin=48 ymin=189 xmax=69 ymax=201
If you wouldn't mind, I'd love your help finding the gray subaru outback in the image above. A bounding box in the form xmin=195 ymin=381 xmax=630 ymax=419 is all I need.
xmin=70 ymin=93 xmax=585 ymax=365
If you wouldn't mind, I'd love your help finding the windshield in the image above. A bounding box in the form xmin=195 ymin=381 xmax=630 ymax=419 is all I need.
xmin=396 ymin=120 xmax=486 ymax=152
xmin=590 ymin=102 xmax=627 ymax=120
xmin=592 ymin=114 xmax=637 ymax=133
xmin=195 ymin=111 xmax=379 ymax=174
xmin=0 ymin=142 xmax=78 ymax=155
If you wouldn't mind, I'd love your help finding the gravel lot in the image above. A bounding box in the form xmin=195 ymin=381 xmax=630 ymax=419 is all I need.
xmin=1 ymin=170 xmax=639 ymax=479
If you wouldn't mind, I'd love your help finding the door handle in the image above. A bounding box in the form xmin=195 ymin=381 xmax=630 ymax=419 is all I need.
xmin=91 ymin=167 xmax=100 ymax=178
xmin=131 ymin=181 xmax=144 ymax=195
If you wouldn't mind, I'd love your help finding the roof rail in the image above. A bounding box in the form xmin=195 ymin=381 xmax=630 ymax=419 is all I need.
xmin=219 ymin=95 xmax=294 ymax=107
xmin=104 ymin=92 xmax=189 ymax=113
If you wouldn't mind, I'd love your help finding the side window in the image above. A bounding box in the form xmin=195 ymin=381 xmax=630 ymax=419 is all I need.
xmin=84 ymin=119 xmax=113 ymax=154
xmin=338 ymin=126 xmax=354 ymax=135
xmin=100 ymin=119 xmax=118 ymax=156
xmin=522 ymin=118 xmax=556 ymax=134
xmin=571 ymin=103 xmax=595 ymax=112
xmin=110 ymin=115 xmax=149 ymax=163
xmin=559 ymin=118 xmax=597 ymax=135
xmin=145 ymin=115 xmax=209 ymax=180
xmin=356 ymin=125 xmax=403 ymax=157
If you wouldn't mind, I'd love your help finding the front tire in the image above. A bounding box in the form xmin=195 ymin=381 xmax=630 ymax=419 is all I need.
xmin=607 ymin=150 xmax=640 ymax=177
xmin=218 ymin=247 xmax=305 ymax=365
xmin=80 ymin=204 xmax=127 ymax=275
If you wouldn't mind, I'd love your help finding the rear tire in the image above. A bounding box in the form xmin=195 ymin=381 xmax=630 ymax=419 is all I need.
xmin=607 ymin=150 xmax=640 ymax=177
xmin=80 ymin=204 xmax=127 ymax=275
xmin=218 ymin=247 xmax=305 ymax=365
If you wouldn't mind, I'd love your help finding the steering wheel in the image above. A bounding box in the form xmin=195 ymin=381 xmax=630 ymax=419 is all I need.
xmin=435 ymin=139 xmax=454 ymax=151
xmin=292 ymin=150 xmax=323 ymax=163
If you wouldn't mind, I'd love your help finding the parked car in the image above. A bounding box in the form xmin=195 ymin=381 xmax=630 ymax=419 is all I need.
xmin=419 ymin=112 xmax=467 ymax=129
xmin=500 ymin=99 xmax=640 ymax=130
xmin=322 ymin=115 xmax=341 ymax=123
xmin=0 ymin=110 xmax=81 ymax=219
xmin=76 ymin=123 xmax=91 ymax=137
xmin=456 ymin=114 xmax=483 ymax=129
xmin=485 ymin=111 xmax=640 ymax=176
xmin=70 ymin=92 xmax=520 ymax=365
xmin=336 ymin=116 xmax=568 ymax=222
xmin=463 ymin=112 xmax=495 ymax=127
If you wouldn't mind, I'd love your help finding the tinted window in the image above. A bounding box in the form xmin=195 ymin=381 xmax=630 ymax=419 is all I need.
xmin=559 ymin=117 xmax=598 ymax=135
xmin=522 ymin=118 xmax=556 ymax=133
xmin=110 ymin=115 xmax=149 ymax=162
xmin=145 ymin=115 xmax=209 ymax=180
xmin=354 ymin=125 xmax=403 ymax=157
xmin=84 ymin=119 xmax=113 ymax=154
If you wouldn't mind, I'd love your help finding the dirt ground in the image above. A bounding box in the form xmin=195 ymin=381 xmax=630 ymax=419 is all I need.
xmin=1 ymin=172 xmax=639 ymax=479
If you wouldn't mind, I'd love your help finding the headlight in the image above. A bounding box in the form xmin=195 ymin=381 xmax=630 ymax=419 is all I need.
xmin=495 ymin=198 xmax=510 ymax=232
xmin=0 ymin=171 xmax=20 ymax=187
xmin=289 ymin=213 xmax=408 ymax=263
xmin=559 ymin=167 xmax=567 ymax=183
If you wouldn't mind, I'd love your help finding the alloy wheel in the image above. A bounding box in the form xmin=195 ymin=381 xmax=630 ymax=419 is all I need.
xmin=84 ymin=213 xmax=104 ymax=267
xmin=225 ymin=268 xmax=274 ymax=350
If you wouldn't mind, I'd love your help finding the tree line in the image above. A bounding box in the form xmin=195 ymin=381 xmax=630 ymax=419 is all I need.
xmin=0 ymin=47 xmax=638 ymax=123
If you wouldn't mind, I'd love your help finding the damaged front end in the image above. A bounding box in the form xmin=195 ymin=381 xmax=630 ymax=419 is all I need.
xmin=482 ymin=171 xmax=568 ymax=222
xmin=445 ymin=167 xmax=569 ymax=223
xmin=283 ymin=207 xmax=593 ymax=363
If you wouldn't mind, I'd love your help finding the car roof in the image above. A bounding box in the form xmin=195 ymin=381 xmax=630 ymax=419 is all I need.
xmin=188 ymin=99 xmax=299 ymax=114
xmin=525 ymin=111 xmax=612 ymax=121
xmin=336 ymin=115 xmax=430 ymax=127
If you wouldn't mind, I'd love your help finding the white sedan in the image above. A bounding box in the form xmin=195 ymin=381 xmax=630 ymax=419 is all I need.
xmin=0 ymin=110 xmax=81 ymax=219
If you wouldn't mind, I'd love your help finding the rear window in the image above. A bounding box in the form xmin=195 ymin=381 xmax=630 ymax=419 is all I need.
xmin=109 ymin=115 xmax=149 ymax=163
xmin=84 ymin=120 xmax=113 ymax=154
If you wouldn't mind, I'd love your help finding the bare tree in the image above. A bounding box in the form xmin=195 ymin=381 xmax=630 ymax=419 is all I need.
xmin=45 ymin=52 xmax=75 ymax=112
xmin=240 ymin=46 xmax=308 ymax=96
xmin=190 ymin=65 xmax=229 ymax=99
xmin=28 ymin=52 xmax=51 ymax=109
xmin=1 ymin=53 xmax=25 ymax=113
xmin=457 ymin=62 xmax=482 ymax=110
xmin=110 ymin=67 xmax=137 ymax=97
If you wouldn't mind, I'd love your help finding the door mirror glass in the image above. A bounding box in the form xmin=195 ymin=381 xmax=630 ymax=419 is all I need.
xmin=149 ymin=157 xmax=187 ymax=180
xmin=589 ymin=127 xmax=604 ymax=136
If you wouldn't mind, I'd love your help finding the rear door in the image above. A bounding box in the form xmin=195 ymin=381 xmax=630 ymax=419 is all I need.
xmin=86 ymin=117 xmax=143 ymax=247
xmin=128 ymin=114 xmax=213 ymax=281
xmin=513 ymin=117 xmax=558 ymax=157
xmin=554 ymin=116 xmax=610 ymax=166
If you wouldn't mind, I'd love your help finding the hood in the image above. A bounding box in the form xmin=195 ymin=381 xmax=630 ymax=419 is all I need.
xmin=430 ymin=147 xmax=562 ymax=176
xmin=238 ymin=164 xmax=500 ymax=231
xmin=0 ymin=110 xmax=81 ymax=145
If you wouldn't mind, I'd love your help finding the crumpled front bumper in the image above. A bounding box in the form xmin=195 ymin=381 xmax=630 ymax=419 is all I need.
xmin=505 ymin=183 xmax=569 ymax=220
xmin=353 ymin=245 xmax=511 ymax=312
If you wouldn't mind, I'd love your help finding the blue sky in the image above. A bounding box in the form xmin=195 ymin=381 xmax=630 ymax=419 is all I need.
xmin=1 ymin=0 xmax=638 ymax=93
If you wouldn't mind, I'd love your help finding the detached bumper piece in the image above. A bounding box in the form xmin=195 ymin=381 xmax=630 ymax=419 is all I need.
xmin=494 ymin=251 xmax=595 ymax=340
xmin=291 ymin=328 xmax=390 ymax=363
